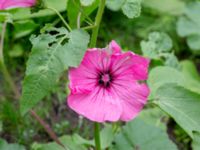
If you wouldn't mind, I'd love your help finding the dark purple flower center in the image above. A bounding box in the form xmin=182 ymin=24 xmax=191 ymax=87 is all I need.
xmin=98 ymin=71 xmax=113 ymax=88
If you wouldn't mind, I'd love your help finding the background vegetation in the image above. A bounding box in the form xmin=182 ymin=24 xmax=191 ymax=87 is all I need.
xmin=0 ymin=0 xmax=200 ymax=149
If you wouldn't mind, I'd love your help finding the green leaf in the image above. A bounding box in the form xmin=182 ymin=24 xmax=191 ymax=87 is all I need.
xmin=181 ymin=60 xmax=200 ymax=82
xmin=13 ymin=20 xmax=39 ymax=39
xmin=154 ymin=84 xmax=200 ymax=138
xmin=148 ymin=66 xmax=184 ymax=97
xmin=180 ymin=60 xmax=200 ymax=94
xmin=148 ymin=66 xmax=200 ymax=97
xmin=139 ymin=108 xmax=168 ymax=130
xmin=106 ymin=0 xmax=126 ymax=11
xmin=164 ymin=53 xmax=180 ymax=69
xmin=80 ymin=0 xmax=95 ymax=6
xmin=20 ymin=28 xmax=89 ymax=115
xmin=142 ymin=0 xmax=185 ymax=16
xmin=111 ymin=118 xmax=177 ymax=150
xmin=0 ymin=139 xmax=25 ymax=150
xmin=31 ymin=135 xmax=87 ymax=150
xmin=0 ymin=13 xmax=13 ymax=23
xmin=141 ymin=32 xmax=173 ymax=59
xmin=122 ymin=0 xmax=141 ymax=19
xmin=100 ymin=125 xmax=115 ymax=149
xmin=176 ymin=2 xmax=200 ymax=52
xmin=192 ymin=132 xmax=200 ymax=150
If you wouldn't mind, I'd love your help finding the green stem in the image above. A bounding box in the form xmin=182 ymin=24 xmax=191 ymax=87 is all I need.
xmin=47 ymin=7 xmax=72 ymax=31
xmin=94 ymin=122 xmax=101 ymax=150
xmin=0 ymin=22 xmax=20 ymax=98
xmin=89 ymin=0 xmax=106 ymax=47
xmin=0 ymin=22 xmax=6 ymax=62
xmin=90 ymin=1 xmax=106 ymax=149
xmin=82 ymin=25 xmax=97 ymax=30
xmin=0 ymin=61 xmax=20 ymax=98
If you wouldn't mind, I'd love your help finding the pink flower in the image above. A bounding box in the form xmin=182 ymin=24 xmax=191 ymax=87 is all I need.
xmin=0 ymin=0 xmax=36 ymax=10
xmin=67 ymin=41 xmax=150 ymax=122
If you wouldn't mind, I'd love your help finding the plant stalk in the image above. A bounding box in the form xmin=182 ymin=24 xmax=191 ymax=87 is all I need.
xmin=89 ymin=0 xmax=106 ymax=47
xmin=94 ymin=122 xmax=101 ymax=150
xmin=47 ymin=6 xmax=72 ymax=31
xmin=89 ymin=1 xmax=106 ymax=149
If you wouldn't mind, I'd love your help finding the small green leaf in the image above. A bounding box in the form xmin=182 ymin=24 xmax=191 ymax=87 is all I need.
xmin=20 ymin=28 xmax=89 ymax=115
xmin=112 ymin=118 xmax=177 ymax=150
xmin=122 ymin=0 xmax=141 ymax=19
xmin=80 ymin=0 xmax=95 ymax=6
xmin=141 ymin=32 xmax=173 ymax=59
xmin=154 ymin=84 xmax=200 ymax=138
xmin=164 ymin=53 xmax=180 ymax=69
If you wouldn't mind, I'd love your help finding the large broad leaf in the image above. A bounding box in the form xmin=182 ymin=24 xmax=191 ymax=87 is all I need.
xmin=148 ymin=66 xmax=200 ymax=97
xmin=180 ymin=60 xmax=200 ymax=94
xmin=192 ymin=132 xmax=200 ymax=150
xmin=0 ymin=139 xmax=25 ymax=150
xmin=8 ymin=0 xmax=68 ymax=20
xmin=111 ymin=118 xmax=177 ymax=150
xmin=139 ymin=108 xmax=168 ymax=130
xmin=154 ymin=84 xmax=200 ymax=138
xmin=148 ymin=66 xmax=184 ymax=97
xmin=121 ymin=0 xmax=141 ymax=19
xmin=20 ymin=28 xmax=89 ymax=115
xmin=176 ymin=2 xmax=200 ymax=53
xmin=142 ymin=0 xmax=185 ymax=15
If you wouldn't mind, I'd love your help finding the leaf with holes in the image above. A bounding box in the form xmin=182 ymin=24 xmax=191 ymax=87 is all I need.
xmin=20 ymin=28 xmax=89 ymax=115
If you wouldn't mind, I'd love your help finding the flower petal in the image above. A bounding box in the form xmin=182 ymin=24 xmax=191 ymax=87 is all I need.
xmin=0 ymin=0 xmax=36 ymax=10
xmin=112 ymin=78 xmax=150 ymax=121
xmin=111 ymin=52 xmax=150 ymax=80
xmin=109 ymin=40 xmax=122 ymax=54
xmin=69 ymin=50 xmax=112 ymax=94
xmin=68 ymin=87 xmax=122 ymax=122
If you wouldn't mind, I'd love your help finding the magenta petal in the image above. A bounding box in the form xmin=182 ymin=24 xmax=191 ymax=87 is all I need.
xmin=67 ymin=41 xmax=150 ymax=122
xmin=109 ymin=40 xmax=122 ymax=54
xmin=111 ymin=52 xmax=150 ymax=80
xmin=0 ymin=0 xmax=36 ymax=10
xmin=111 ymin=76 xmax=150 ymax=121
xmin=68 ymin=87 xmax=122 ymax=122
